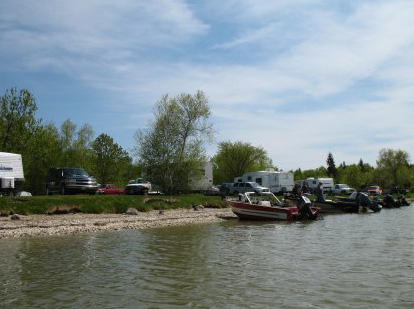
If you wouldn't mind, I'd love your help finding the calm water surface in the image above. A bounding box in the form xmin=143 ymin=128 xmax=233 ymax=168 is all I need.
xmin=1 ymin=206 xmax=413 ymax=308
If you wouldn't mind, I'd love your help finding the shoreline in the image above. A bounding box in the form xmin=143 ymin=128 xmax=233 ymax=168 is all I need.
xmin=0 ymin=208 xmax=236 ymax=239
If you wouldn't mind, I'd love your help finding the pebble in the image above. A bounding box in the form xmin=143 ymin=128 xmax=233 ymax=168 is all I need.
xmin=0 ymin=208 xmax=235 ymax=239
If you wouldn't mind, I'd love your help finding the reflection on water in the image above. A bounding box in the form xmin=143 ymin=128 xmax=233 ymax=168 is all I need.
xmin=1 ymin=207 xmax=414 ymax=308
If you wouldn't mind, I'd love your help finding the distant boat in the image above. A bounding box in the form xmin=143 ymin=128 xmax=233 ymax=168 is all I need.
xmin=285 ymin=191 xmax=382 ymax=214
xmin=226 ymin=192 xmax=319 ymax=221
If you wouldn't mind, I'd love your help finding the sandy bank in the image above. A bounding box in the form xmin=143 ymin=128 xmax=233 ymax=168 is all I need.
xmin=0 ymin=208 xmax=236 ymax=239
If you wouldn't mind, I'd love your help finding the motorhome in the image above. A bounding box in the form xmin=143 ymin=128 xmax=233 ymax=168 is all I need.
xmin=0 ymin=152 xmax=25 ymax=195
xmin=234 ymin=168 xmax=294 ymax=194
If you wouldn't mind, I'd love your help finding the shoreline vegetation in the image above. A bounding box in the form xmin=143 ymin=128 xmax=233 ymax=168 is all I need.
xmin=0 ymin=194 xmax=234 ymax=239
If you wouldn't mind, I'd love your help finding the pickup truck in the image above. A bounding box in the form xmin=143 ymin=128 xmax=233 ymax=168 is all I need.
xmin=332 ymin=184 xmax=354 ymax=195
xmin=97 ymin=184 xmax=125 ymax=195
xmin=125 ymin=178 xmax=152 ymax=195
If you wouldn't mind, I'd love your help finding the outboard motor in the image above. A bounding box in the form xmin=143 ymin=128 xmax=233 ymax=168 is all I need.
xmin=397 ymin=194 xmax=409 ymax=207
xmin=369 ymin=201 xmax=382 ymax=212
xmin=382 ymin=194 xmax=396 ymax=208
xmin=297 ymin=195 xmax=318 ymax=220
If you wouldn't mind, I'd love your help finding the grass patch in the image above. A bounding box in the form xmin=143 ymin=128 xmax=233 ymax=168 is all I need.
xmin=0 ymin=194 xmax=228 ymax=215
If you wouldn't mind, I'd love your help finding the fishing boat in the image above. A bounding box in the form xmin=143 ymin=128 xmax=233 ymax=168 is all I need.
xmin=226 ymin=192 xmax=319 ymax=221
xmin=285 ymin=191 xmax=382 ymax=214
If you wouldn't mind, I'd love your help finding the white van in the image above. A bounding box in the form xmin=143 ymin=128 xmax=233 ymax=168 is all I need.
xmin=0 ymin=152 xmax=25 ymax=195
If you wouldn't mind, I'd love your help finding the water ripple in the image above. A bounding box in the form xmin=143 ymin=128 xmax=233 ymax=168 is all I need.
xmin=1 ymin=207 xmax=413 ymax=308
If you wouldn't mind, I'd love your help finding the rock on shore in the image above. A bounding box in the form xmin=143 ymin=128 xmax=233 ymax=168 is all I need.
xmin=0 ymin=208 xmax=235 ymax=239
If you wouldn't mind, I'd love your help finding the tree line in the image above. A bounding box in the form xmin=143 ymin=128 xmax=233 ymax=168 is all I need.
xmin=1 ymin=87 xmax=412 ymax=195
xmin=294 ymin=150 xmax=413 ymax=191
xmin=0 ymin=87 xmax=139 ymax=194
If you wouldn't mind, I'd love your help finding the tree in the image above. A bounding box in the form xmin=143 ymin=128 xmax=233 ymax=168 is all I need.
xmin=376 ymin=148 xmax=411 ymax=188
xmin=0 ymin=87 xmax=39 ymax=153
xmin=58 ymin=119 xmax=95 ymax=168
xmin=212 ymin=141 xmax=270 ymax=183
xmin=75 ymin=123 xmax=94 ymax=170
xmin=92 ymin=133 xmax=131 ymax=185
xmin=326 ymin=152 xmax=337 ymax=179
xmin=24 ymin=123 xmax=62 ymax=194
xmin=134 ymin=91 xmax=213 ymax=194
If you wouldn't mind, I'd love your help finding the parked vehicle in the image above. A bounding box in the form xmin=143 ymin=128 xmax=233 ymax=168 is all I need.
xmin=189 ymin=162 xmax=214 ymax=193
xmin=296 ymin=177 xmax=334 ymax=193
xmin=125 ymin=178 xmax=152 ymax=195
xmin=234 ymin=168 xmax=294 ymax=194
xmin=333 ymin=184 xmax=355 ymax=195
xmin=365 ymin=185 xmax=382 ymax=196
xmin=203 ymin=185 xmax=220 ymax=196
xmin=45 ymin=167 xmax=98 ymax=195
xmin=230 ymin=182 xmax=270 ymax=195
xmin=97 ymin=184 xmax=125 ymax=195
xmin=0 ymin=152 xmax=25 ymax=196
xmin=219 ymin=183 xmax=233 ymax=195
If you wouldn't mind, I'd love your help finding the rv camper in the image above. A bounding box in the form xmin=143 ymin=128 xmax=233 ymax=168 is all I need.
xmin=189 ymin=161 xmax=214 ymax=193
xmin=296 ymin=177 xmax=334 ymax=193
xmin=235 ymin=168 xmax=294 ymax=194
xmin=0 ymin=152 xmax=25 ymax=195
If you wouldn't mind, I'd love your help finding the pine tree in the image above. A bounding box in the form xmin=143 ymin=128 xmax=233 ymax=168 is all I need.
xmin=326 ymin=152 xmax=337 ymax=179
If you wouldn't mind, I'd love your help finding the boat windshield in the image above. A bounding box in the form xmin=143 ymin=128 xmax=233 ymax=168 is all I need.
xmin=245 ymin=192 xmax=282 ymax=205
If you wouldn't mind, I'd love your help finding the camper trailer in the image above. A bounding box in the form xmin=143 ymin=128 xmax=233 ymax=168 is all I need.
xmin=235 ymin=168 xmax=294 ymax=194
xmin=189 ymin=161 xmax=214 ymax=193
xmin=296 ymin=177 xmax=335 ymax=193
xmin=0 ymin=152 xmax=25 ymax=195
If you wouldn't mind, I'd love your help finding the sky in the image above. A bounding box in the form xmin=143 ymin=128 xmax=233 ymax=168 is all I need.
xmin=1 ymin=0 xmax=414 ymax=171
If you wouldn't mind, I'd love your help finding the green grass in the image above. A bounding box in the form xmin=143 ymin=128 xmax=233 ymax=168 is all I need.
xmin=0 ymin=194 xmax=228 ymax=215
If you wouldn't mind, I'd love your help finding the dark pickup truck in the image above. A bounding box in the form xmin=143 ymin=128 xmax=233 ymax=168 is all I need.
xmin=45 ymin=167 xmax=98 ymax=195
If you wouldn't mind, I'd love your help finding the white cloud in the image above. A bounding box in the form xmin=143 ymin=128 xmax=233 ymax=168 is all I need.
xmin=1 ymin=0 xmax=414 ymax=170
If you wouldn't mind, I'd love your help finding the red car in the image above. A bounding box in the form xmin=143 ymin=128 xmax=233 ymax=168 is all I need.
xmin=97 ymin=184 xmax=125 ymax=195
xmin=366 ymin=186 xmax=382 ymax=196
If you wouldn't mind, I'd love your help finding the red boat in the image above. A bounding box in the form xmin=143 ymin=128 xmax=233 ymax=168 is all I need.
xmin=227 ymin=192 xmax=320 ymax=221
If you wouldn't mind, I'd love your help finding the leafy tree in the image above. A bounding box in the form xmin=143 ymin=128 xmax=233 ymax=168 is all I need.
xmin=212 ymin=141 xmax=270 ymax=183
xmin=92 ymin=133 xmax=131 ymax=185
xmin=336 ymin=164 xmax=374 ymax=189
xmin=134 ymin=91 xmax=213 ymax=194
xmin=75 ymin=123 xmax=94 ymax=170
xmin=24 ymin=123 xmax=61 ymax=194
xmin=58 ymin=119 xmax=95 ymax=169
xmin=376 ymin=148 xmax=411 ymax=188
xmin=326 ymin=152 xmax=337 ymax=179
xmin=0 ymin=87 xmax=39 ymax=152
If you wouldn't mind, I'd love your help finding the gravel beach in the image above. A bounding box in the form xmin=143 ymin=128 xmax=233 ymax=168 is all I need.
xmin=0 ymin=208 xmax=236 ymax=239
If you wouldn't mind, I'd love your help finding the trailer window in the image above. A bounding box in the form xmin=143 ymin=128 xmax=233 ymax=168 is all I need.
xmin=255 ymin=178 xmax=262 ymax=185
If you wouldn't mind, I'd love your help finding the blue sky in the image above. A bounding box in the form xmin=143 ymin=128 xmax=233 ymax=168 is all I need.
xmin=1 ymin=0 xmax=413 ymax=171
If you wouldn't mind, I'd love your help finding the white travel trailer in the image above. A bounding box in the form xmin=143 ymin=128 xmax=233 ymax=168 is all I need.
xmin=235 ymin=168 xmax=294 ymax=194
xmin=189 ymin=161 xmax=214 ymax=192
xmin=296 ymin=177 xmax=335 ymax=193
xmin=0 ymin=152 xmax=25 ymax=195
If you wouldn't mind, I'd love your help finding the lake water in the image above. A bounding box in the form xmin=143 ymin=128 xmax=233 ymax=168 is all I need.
xmin=1 ymin=206 xmax=413 ymax=308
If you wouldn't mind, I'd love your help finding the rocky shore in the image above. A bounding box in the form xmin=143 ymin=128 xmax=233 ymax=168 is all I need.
xmin=0 ymin=207 xmax=236 ymax=239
